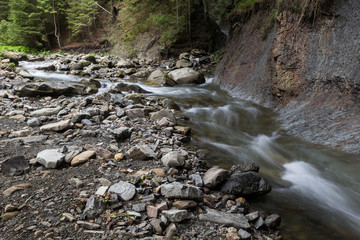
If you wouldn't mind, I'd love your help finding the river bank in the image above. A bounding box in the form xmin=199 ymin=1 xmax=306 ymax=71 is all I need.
xmin=0 ymin=52 xmax=282 ymax=239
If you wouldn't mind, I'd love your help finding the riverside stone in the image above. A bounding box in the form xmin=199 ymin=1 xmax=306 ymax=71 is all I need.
xmin=168 ymin=68 xmax=205 ymax=84
xmin=27 ymin=118 xmax=42 ymax=127
xmin=203 ymin=167 xmax=230 ymax=188
xmin=150 ymin=109 xmax=176 ymax=123
xmin=265 ymin=214 xmax=281 ymax=228
xmin=77 ymin=221 xmax=101 ymax=230
xmin=160 ymin=182 xmax=203 ymax=200
xmin=173 ymin=200 xmax=197 ymax=210
xmin=108 ymin=181 xmax=136 ymax=201
xmin=40 ymin=119 xmax=73 ymax=132
xmin=1 ymin=156 xmax=29 ymax=176
xmin=161 ymin=151 xmax=184 ymax=167
xmin=238 ymin=229 xmax=251 ymax=240
xmin=199 ymin=209 xmax=250 ymax=230
xmin=146 ymin=69 xmax=176 ymax=87
xmin=84 ymin=196 xmax=106 ymax=219
xmin=71 ymin=150 xmax=96 ymax=166
xmin=126 ymin=144 xmax=156 ymax=161
xmin=3 ymin=183 xmax=33 ymax=197
xmin=112 ymin=127 xmax=131 ymax=140
xmin=150 ymin=218 xmax=165 ymax=234
xmin=162 ymin=209 xmax=188 ymax=223
xmin=30 ymin=107 xmax=62 ymax=117
xmin=2 ymin=211 xmax=21 ymax=221
xmin=36 ymin=149 xmax=65 ymax=168
xmin=220 ymin=171 xmax=271 ymax=197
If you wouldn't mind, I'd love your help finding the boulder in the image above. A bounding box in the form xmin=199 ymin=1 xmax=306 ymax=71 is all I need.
xmin=168 ymin=68 xmax=205 ymax=84
xmin=220 ymin=171 xmax=271 ymax=197
xmin=126 ymin=144 xmax=156 ymax=160
xmin=160 ymin=182 xmax=203 ymax=200
xmin=116 ymin=59 xmax=133 ymax=68
xmin=14 ymin=81 xmax=98 ymax=97
xmin=161 ymin=151 xmax=184 ymax=167
xmin=18 ymin=70 xmax=34 ymax=79
xmin=36 ymin=149 xmax=65 ymax=168
xmin=108 ymin=181 xmax=136 ymax=201
xmin=1 ymin=156 xmax=29 ymax=176
xmin=203 ymin=167 xmax=230 ymax=188
xmin=199 ymin=209 xmax=250 ymax=229
xmin=146 ymin=69 xmax=176 ymax=87
xmin=176 ymin=59 xmax=192 ymax=68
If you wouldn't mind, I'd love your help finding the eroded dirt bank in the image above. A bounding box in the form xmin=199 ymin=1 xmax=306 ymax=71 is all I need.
xmin=215 ymin=0 xmax=360 ymax=153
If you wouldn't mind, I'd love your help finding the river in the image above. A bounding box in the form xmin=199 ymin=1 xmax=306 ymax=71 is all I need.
xmin=21 ymin=61 xmax=360 ymax=240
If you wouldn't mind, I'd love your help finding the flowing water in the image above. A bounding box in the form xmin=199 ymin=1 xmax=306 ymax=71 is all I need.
xmin=21 ymin=62 xmax=360 ymax=240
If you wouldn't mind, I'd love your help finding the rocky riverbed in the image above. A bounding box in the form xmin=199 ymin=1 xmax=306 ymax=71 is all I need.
xmin=0 ymin=51 xmax=281 ymax=240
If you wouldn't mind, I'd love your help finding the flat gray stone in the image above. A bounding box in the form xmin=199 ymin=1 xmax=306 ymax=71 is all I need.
xmin=238 ymin=229 xmax=251 ymax=239
xmin=162 ymin=209 xmax=188 ymax=223
xmin=112 ymin=127 xmax=131 ymax=140
xmin=30 ymin=107 xmax=62 ymax=117
xmin=36 ymin=149 xmax=65 ymax=168
xmin=27 ymin=118 xmax=42 ymax=127
xmin=126 ymin=144 xmax=156 ymax=161
xmin=1 ymin=156 xmax=29 ymax=176
xmin=161 ymin=151 xmax=184 ymax=167
xmin=199 ymin=209 xmax=250 ymax=229
xmin=108 ymin=181 xmax=136 ymax=201
xmin=84 ymin=196 xmax=106 ymax=219
xmin=40 ymin=119 xmax=73 ymax=132
xmin=160 ymin=182 xmax=203 ymax=200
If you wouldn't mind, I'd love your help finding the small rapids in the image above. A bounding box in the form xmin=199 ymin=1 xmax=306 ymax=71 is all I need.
xmin=20 ymin=61 xmax=360 ymax=240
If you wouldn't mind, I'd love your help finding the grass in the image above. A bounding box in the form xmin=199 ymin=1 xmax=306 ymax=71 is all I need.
xmin=0 ymin=45 xmax=51 ymax=55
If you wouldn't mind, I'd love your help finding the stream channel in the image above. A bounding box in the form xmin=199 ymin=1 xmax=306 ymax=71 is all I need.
xmin=21 ymin=61 xmax=360 ymax=240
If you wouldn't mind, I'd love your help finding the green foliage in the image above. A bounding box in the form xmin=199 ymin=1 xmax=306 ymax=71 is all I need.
xmin=8 ymin=62 xmax=16 ymax=72
xmin=0 ymin=0 xmax=10 ymax=21
xmin=66 ymin=0 xmax=98 ymax=39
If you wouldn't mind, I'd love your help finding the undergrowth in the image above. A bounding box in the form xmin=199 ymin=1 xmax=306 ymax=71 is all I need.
xmin=0 ymin=45 xmax=51 ymax=55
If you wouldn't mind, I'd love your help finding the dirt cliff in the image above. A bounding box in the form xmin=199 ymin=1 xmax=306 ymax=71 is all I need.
xmin=215 ymin=0 xmax=360 ymax=153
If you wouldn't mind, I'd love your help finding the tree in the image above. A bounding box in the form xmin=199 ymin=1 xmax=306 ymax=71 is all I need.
xmin=0 ymin=0 xmax=10 ymax=21
xmin=66 ymin=0 xmax=98 ymax=39
xmin=7 ymin=0 xmax=43 ymax=47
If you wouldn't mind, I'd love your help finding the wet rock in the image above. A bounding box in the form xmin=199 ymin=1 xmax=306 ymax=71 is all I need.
xmin=14 ymin=81 xmax=98 ymax=97
xmin=35 ymin=63 xmax=56 ymax=71
xmin=126 ymin=144 xmax=156 ymax=161
xmin=265 ymin=214 xmax=281 ymax=228
xmin=115 ymin=82 xmax=148 ymax=93
xmin=27 ymin=118 xmax=42 ymax=127
xmin=36 ymin=149 xmax=65 ymax=168
xmin=30 ymin=107 xmax=62 ymax=117
xmin=70 ymin=60 xmax=90 ymax=70
xmin=71 ymin=150 xmax=96 ymax=166
xmin=108 ymin=181 xmax=136 ymax=201
xmin=40 ymin=119 xmax=73 ymax=132
xmin=146 ymin=69 xmax=176 ymax=87
xmin=174 ymin=126 xmax=191 ymax=135
xmin=220 ymin=171 xmax=271 ymax=197
xmin=18 ymin=70 xmax=34 ymax=79
xmin=230 ymin=163 xmax=259 ymax=173
xmin=112 ymin=127 xmax=132 ymax=140
xmin=203 ymin=167 xmax=230 ymax=188
xmin=3 ymin=183 xmax=33 ymax=197
xmin=168 ymin=68 xmax=205 ymax=84
xmin=161 ymin=151 xmax=184 ymax=167
xmin=1 ymin=156 xmax=30 ymax=176
xmin=84 ymin=196 xmax=106 ymax=219
xmin=255 ymin=217 xmax=265 ymax=229
xmin=199 ymin=209 xmax=250 ymax=229
xmin=160 ymin=182 xmax=203 ymax=200
xmin=162 ymin=209 xmax=188 ymax=223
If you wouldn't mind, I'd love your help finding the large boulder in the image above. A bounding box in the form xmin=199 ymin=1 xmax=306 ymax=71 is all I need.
xmin=168 ymin=68 xmax=205 ymax=84
xmin=2 ymin=51 xmax=27 ymax=65
xmin=14 ymin=81 xmax=98 ymax=97
xmin=146 ymin=69 xmax=176 ymax=86
xmin=220 ymin=171 xmax=271 ymax=197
